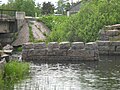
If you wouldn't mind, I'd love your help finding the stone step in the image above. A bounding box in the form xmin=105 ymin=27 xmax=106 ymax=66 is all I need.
xmin=105 ymin=30 xmax=120 ymax=36
xmin=104 ymin=24 xmax=120 ymax=30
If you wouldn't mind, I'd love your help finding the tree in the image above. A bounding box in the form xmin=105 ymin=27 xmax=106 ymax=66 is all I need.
xmin=12 ymin=0 xmax=36 ymax=16
xmin=41 ymin=2 xmax=54 ymax=15
xmin=56 ymin=0 xmax=70 ymax=14
xmin=0 ymin=0 xmax=38 ymax=16
xmin=35 ymin=3 xmax=42 ymax=17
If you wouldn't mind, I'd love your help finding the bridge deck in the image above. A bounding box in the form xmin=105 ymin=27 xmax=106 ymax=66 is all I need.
xmin=0 ymin=18 xmax=16 ymax=22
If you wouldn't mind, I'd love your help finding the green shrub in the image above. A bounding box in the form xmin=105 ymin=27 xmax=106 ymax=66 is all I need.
xmin=62 ymin=0 xmax=120 ymax=42
xmin=4 ymin=60 xmax=29 ymax=83
xmin=41 ymin=0 xmax=120 ymax=42
xmin=38 ymin=15 xmax=69 ymax=42
xmin=15 ymin=46 xmax=22 ymax=52
xmin=0 ymin=61 xmax=30 ymax=89
xmin=37 ymin=15 xmax=55 ymax=30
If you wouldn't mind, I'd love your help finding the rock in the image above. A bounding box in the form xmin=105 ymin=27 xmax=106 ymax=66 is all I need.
xmin=60 ymin=42 xmax=70 ymax=50
xmin=48 ymin=42 xmax=59 ymax=50
xmin=98 ymin=46 xmax=109 ymax=51
xmin=71 ymin=42 xmax=84 ymax=50
xmin=0 ymin=58 xmax=6 ymax=75
xmin=110 ymin=41 xmax=120 ymax=46
xmin=109 ymin=35 xmax=120 ymax=41
xmin=85 ymin=42 xmax=98 ymax=50
xmin=106 ymin=30 xmax=120 ymax=36
xmin=34 ymin=42 xmax=47 ymax=49
xmin=3 ymin=50 xmax=13 ymax=55
xmin=104 ymin=24 xmax=120 ymax=30
xmin=3 ymin=44 xmax=13 ymax=50
xmin=99 ymin=29 xmax=106 ymax=35
xmin=0 ymin=43 xmax=2 ymax=49
xmin=68 ymin=49 xmax=85 ymax=57
xmin=1 ymin=54 xmax=10 ymax=62
xmin=34 ymin=49 xmax=46 ymax=56
xmin=97 ymin=41 xmax=110 ymax=46
xmin=22 ymin=43 xmax=34 ymax=49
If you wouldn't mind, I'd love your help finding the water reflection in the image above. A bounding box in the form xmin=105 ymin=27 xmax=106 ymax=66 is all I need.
xmin=14 ymin=56 xmax=120 ymax=90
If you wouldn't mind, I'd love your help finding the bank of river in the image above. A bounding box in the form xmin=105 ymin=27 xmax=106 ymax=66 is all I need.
xmin=4 ymin=55 xmax=120 ymax=90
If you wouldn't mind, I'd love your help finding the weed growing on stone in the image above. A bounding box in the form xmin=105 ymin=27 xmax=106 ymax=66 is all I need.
xmin=29 ymin=24 xmax=35 ymax=42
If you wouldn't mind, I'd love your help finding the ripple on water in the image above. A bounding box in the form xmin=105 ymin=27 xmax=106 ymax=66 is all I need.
xmin=13 ymin=56 xmax=120 ymax=90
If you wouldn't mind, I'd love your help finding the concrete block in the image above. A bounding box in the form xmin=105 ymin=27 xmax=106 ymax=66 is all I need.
xmin=16 ymin=12 xmax=25 ymax=19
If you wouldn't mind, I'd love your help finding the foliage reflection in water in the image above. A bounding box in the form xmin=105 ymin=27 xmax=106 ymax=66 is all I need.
xmin=13 ymin=56 xmax=120 ymax=90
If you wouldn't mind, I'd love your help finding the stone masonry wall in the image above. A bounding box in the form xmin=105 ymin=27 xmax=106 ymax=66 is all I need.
xmin=98 ymin=24 xmax=120 ymax=55
xmin=99 ymin=24 xmax=120 ymax=41
xmin=97 ymin=41 xmax=120 ymax=55
xmin=22 ymin=42 xmax=99 ymax=61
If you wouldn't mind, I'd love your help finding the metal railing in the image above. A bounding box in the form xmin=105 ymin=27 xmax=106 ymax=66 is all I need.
xmin=0 ymin=9 xmax=16 ymax=20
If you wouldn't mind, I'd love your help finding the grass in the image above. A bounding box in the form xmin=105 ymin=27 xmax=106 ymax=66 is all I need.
xmin=29 ymin=24 xmax=35 ymax=42
xmin=14 ymin=46 xmax=22 ymax=52
xmin=0 ymin=70 xmax=4 ymax=89
xmin=0 ymin=60 xmax=30 ymax=89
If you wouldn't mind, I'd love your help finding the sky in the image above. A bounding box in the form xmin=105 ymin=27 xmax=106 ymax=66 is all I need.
xmin=0 ymin=0 xmax=80 ymax=5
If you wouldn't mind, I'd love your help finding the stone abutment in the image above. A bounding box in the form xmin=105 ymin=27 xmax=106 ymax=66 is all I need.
xmin=22 ymin=42 xmax=99 ymax=61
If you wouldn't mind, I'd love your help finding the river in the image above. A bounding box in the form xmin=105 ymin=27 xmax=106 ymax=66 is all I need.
xmin=13 ymin=55 xmax=120 ymax=90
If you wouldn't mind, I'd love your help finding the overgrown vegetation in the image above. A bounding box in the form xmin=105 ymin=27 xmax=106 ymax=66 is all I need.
xmin=0 ymin=0 xmax=39 ymax=16
xmin=38 ymin=15 xmax=69 ymax=42
xmin=40 ymin=0 xmax=120 ymax=42
xmin=14 ymin=46 xmax=22 ymax=52
xmin=29 ymin=24 xmax=35 ymax=42
xmin=4 ymin=61 xmax=29 ymax=82
xmin=63 ymin=0 xmax=120 ymax=42
xmin=0 ymin=70 xmax=4 ymax=89
xmin=0 ymin=60 xmax=30 ymax=89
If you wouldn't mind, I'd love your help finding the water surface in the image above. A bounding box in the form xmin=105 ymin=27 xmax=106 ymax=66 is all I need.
xmin=14 ymin=56 xmax=120 ymax=90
